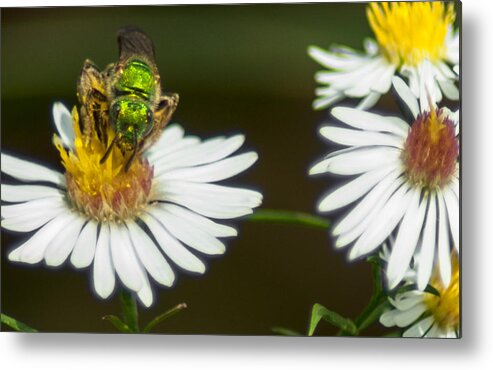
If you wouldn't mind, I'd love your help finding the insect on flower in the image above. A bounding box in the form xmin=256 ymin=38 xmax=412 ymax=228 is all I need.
xmin=77 ymin=26 xmax=179 ymax=171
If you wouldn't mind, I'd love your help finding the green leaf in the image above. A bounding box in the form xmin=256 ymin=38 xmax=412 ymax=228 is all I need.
xmin=102 ymin=315 xmax=134 ymax=333
xmin=1 ymin=313 xmax=38 ymax=332
xmin=308 ymin=303 xmax=357 ymax=336
xmin=142 ymin=303 xmax=187 ymax=333
xmin=271 ymin=326 xmax=302 ymax=336
xmin=247 ymin=209 xmax=330 ymax=229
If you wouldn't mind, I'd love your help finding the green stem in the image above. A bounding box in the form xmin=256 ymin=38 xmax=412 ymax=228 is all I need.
xmin=119 ymin=290 xmax=139 ymax=333
xmin=246 ymin=209 xmax=330 ymax=229
xmin=337 ymin=260 xmax=388 ymax=336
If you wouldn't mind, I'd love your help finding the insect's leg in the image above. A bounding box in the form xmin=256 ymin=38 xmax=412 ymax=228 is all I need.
xmin=124 ymin=131 xmax=140 ymax=172
xmin=141 ymin=92 xmax=180 ymax=151
xmin=78 ymin=59 xmax=110 ymax=138
xmin=100 ymin=135 xmax=119 ymax=165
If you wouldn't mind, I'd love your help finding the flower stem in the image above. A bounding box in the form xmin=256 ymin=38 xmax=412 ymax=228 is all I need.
xmin=246 ymin=209 xmax=330 ymax=229
xmin=119 ymin=289 xmax=139 ymax=333
xmin=337 ymin=260 xmax=389 ymax=336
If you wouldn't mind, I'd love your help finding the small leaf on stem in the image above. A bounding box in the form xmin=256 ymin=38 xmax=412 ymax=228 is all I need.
xmin=308 ymin=303 xmax=357 ymax=336
xmin=142 ymin=303 xmax=187 ymax=333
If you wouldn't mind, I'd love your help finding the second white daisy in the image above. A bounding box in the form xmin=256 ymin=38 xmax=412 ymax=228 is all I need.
xmin=310 ymin=77 xmax=459 ymax=290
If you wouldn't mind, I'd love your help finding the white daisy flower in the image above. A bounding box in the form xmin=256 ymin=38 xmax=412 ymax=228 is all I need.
xmin=1 ymin=103 xmax=262 ymax=307
xmin=310 ymin=76 xmax=459 ymax=290
xmin=308 ymin=1 xmax=459 ymax=110
xmin=380 ymin=251 xmax=459 ymax=338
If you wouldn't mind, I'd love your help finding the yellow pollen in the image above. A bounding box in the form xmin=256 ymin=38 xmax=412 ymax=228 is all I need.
xmin=424 ymin=252 xmax=460 ymax=332
xmin=54 ymin=107 xmax=153 ymax=221
xmin=367 ymin=2 xmax=455 ymax=67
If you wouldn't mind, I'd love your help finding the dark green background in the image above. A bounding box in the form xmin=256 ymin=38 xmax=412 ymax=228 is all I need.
xmin=1 ymin=3 xmax=395 ymax=335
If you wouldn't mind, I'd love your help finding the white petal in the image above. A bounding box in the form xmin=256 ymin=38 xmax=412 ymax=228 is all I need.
xmin=93 ymin=224 xmax=115 ymax=299
xmin=1 ymin=153 xmax=65 ymax=186
xmin=160 ymin=203 xmax=237 ymax=237
xmin=418 ymin=59 xmax=442 ymax=111
xmin=149 ymin=123 xmax=184 ymax=153
xmin=109 ymin=223 xmax=143 ymax=292
xmin=392 ymin=76 xmax=419 ymax=119
xmin=126 ymin=220 xmax=175 ymax=287
xmin=437 ymin=79 xmax=459 ymax=100
xmin=140 ymin=213 xmax=206 ymax=273
xmin=1 ymin=197 xmax=65 ymax=218
xmin=147 ymin=137 xmax=200 ymax=162
xmin=318 ymin=126 xmax=404 ymax=148
xmin=313 ymin=93 xmax=344 ymax=110
xmin=350 ymin=182 xmax=412 ymax=259
xmin=1 ymin=184 xmax=64 ymax=203
xmin=403 ymin=316 xmax=434 ymax=337
xmin=437 ymin=193 xmax=452 ymax=287
xmin=424 ymin=323 xmax=440 ymax=338
xmin=356 ymin=91 xmax=381 ymax=110
xmin=158 ymin=152 xmax=258 ymax=183
xmin=393 ymin=304 xmax=426 ymax=327
xmin=379 ymin=309 xmax=398 ymax=327
xmin=312 ymin=147 xmax=400 ymax=176
xmin=44 ymin=213 xmax=85 ymax=266
xmin=163 ymin=193 xmax=255 ymax=219
xmin=390 ymin=291 xmax=424 ymax=311
xmin=333 ymin=170 xmax=401 ymax=236
xmin=387 ymin=190 xmax=427 ymax=289
xmin=308 ymin=45 xmax=367 ymax=70
xmin=154 ymin=181 xmax=262 ymax=209
xmin=443 ymin=187 xmax=459 ymax=249
xmin=335 ymin=176 xmax=404 ymax=248
xmin=153 ymin=135 xmax=246 ymax=174
xmin=331 ymin=107 xmax=409 ymax=137
xmin=136 ymin=272 xmax=154 ymax=308
xmin=70 ymin=220 xmax=98 ymax=268
xmin=149 ymin=206 xmax=226 ymax=255
xmin=417 ymin=193 xmax=437 ymax=291
xmin=52 ymin=102 xmax=75 ymax=149
xmin=1 ymin=200 xmax=66 ymax=232
xmin=318 ymin=165 xmax=396 ymax=212
xmin=8 ymin=213 xmax=73 ymax=264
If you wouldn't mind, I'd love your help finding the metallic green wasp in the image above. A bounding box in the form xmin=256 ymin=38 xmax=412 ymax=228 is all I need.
xmin=77 ymin=27 xmax=179 ymax=171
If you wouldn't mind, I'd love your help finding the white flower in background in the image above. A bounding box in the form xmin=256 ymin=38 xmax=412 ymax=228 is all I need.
xmin=308 ymin=2 xmax=459 ymax=110
xmin=1 ymin=103 xmax=262 ymax=307
xmin=380 ymin=251 xmax=459 ymax=338
xmin=310 ymin=77 xmax=459 ymax=290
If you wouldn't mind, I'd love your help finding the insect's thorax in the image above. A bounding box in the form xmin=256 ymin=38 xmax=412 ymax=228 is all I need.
xmin=112 ymin=59 xmax=158 ymax=102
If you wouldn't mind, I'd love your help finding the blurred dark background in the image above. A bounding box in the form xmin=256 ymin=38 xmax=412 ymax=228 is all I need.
xmin=1 ymin=3 xmax=396 ymax=335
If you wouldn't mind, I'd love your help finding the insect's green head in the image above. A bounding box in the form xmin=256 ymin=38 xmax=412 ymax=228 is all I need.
xmin=114 ymin=59 xmax=156 ymax=99
xmin=110 ymin=96 xmax=153 ymax=149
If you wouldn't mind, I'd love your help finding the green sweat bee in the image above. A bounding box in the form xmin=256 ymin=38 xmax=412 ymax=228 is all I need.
xmin=77 ymin=27 xmax=179 ymax=171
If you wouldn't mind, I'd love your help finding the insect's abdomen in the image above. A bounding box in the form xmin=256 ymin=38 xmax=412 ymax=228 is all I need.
xmin=114 ymin=59 xmax=156 ymax=100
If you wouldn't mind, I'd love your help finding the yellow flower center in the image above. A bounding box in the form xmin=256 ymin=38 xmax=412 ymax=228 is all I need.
xmin=424 ymin=252 xmax=460 ymax=332
xmin=54 ymin=107 xmax=153 ymax=221
xmin=367 ymin=2 xmax=455 ymax=67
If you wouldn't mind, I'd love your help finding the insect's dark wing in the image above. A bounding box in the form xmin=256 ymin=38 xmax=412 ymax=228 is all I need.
xmin=117 ymin=26 xmax=156 ymax=63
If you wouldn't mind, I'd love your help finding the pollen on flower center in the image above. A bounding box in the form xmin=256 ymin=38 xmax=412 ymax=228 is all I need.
xmin=367 ymin=2 xmax=455 ymax=67
xmin=402 ymin=108 xmax=458 ymax=190
xmin=424 ymin=252 xmax=460 ymax=332
xmin=55 ymin=108 xmax=153 ymax=221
